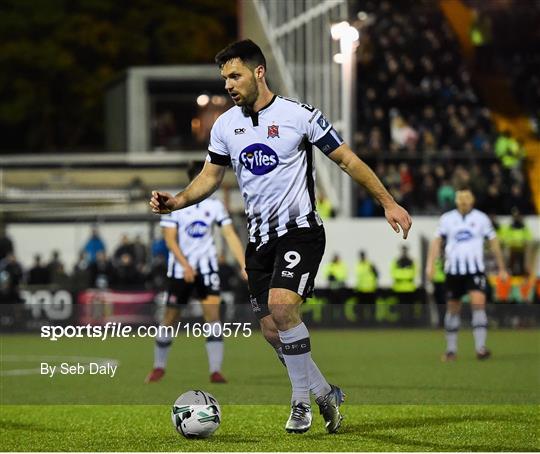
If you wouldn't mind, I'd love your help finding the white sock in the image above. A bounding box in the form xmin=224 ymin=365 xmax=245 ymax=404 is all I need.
xmin=444 ymin=312 xmax=460 ymax=353
xmin=275 ymin=343 xmax=330 ymax=398
xmin=278 ymin=322 xmax=312 ymax=405
xmin=471 ymin=309 xmax=488 ymax=352
xmin=154 ymin=329 xmax=173 ymax=369
xmin=308 ymin=358 xmax=331 ymax=399
xmin=205 ymin=321 xmax=224 ymax=373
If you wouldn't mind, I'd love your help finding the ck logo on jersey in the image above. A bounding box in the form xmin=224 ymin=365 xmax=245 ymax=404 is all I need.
xmin=455 ymin=229 xmax=473 ymax=242
xmin=186 ymin=221 xmax=209 ymax=238
xmin=239 ymin=143 xmax=279 ymax=175
xmin=267 ymin=125 xmax=279 ymax=138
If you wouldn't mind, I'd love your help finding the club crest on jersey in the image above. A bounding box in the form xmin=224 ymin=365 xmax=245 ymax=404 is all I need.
xmin=317 ymin=114 xmax=329 ymax=130
xmin=239 ymin=143 xmax=279 ymax=175
xmin=267 ymin=124 xmax=279 ymax=138
xmin=186 ymin=220 xmax=209 ymax=238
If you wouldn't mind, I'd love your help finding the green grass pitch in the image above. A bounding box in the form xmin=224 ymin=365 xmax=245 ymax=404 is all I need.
xmin=1 ymin=328 xmax=539 ymax=451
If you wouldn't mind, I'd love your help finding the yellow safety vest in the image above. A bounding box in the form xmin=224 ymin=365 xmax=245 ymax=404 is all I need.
xmin=317 ymin=198 xmax=333 ymax=220
xmin=505 ymin=226 xmax=532 ymax=249
xmin=391 ymin=260 xmax=416 ymax=292
xmin=324 ymin=262 xmax=347 ymax=284
xmin=355 ymin=261 xmax=377 ymax=292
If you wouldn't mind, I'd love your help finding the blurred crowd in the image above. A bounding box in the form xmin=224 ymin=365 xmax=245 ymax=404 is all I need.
xmin=352 ymin=0 xmax=535 ymax=215
xmin=0 ymin=227 xmax=168 ymax=301
xmin=0 ymin=226 xmax=247 ymax=302
xmin=355 ymin=0 xmax=494 ymax=156
xmin=356 ymin=157 xmax=534 ymax=217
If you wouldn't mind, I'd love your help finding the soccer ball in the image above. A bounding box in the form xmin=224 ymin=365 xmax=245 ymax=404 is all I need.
xmin=171 ymin=390 xmax=221 ymax=438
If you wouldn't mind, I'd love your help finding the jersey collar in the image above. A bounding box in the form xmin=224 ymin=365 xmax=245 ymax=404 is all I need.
xmin=248 ymin=94 xmax=277 ymax=127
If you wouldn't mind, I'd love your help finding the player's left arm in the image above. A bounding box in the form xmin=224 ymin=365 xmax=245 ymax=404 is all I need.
xmin=488 ymin=237 xmax=508 ymax=280
xmin=328 ymin=143 xmax=412 ymax=239
xmin=220 ymin=223 xmax=248 ymax=281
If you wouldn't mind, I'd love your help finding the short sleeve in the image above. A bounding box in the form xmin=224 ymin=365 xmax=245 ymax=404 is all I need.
xmin=481 ymin=215 xmax=496 ymax=240
xmin=160 ymin=213 xmax=178 ymax=229
xmin=207 ymin=118 xmax=231 ymax=166
xmin=215 ymin=200 xmax=232 ymax=227
xmin=306 ymin=109 xmax=344 ymax=155
xmin=435 ymin=216 xmax=448 ymax=239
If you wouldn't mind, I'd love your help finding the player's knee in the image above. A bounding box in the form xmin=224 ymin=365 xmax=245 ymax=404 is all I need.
xmin=268 ymin=306 xmax=298 ymax=330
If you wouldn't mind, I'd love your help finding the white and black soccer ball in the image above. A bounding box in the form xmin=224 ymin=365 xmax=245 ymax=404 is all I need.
xmin=171 ymin=390 xmax=221 ymax=438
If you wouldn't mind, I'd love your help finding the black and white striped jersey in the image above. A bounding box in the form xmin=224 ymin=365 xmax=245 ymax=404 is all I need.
xmin=160 ymin=198 xmax=231 ymax=279
xmin=435 ymin=208 xmax=496 ymax=275
xmin=206 ymin=95 xmax=343 ymax=244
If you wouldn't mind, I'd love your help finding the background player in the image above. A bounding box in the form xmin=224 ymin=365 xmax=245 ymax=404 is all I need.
xmin=149 ymin=40 xmax=412 ymax=434
xmin=145 ymin=161 xmax=247 ymax=384
xmin=426 ymin=188 xmax=507 ymax=361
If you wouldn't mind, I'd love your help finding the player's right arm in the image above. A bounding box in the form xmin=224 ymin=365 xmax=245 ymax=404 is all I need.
xmin=162 ymin=226 xmax=195 ymax=283
xmin=425 ymin=236 xmax=442 ymax=282
xmin=150 ymin=162 xmax=226 ymax=214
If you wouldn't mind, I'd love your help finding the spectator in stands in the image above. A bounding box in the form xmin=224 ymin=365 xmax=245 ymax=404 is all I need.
xmin=390 ymin=245 xmax=417 ymax=303
xmin=114 ymin=234 xmax=135 ymax=265
xmin=132 ymin=234 xmax=148 ymax=271
xmin=0 ymin=225 xmax=14 ymax=262
xmin=502 ymin=207 xmax=532 ymax=276
xmin=495 ymin=130 xmax=524 ymax=169
xmin=437 ymin=179 xmax=455 ymax=212
xmin=356 ymin=187 xmax=378 ymax=217
xmin=47 ymin=250 xmax=64 ymax=282
xmin=480 ymin=183 xmax=504 ymax=213
xmin=355 ymin=251 xmax=378 ymax=301
xmin=27 ymin=254 xmax=50 ymax=285
xmin=114 ymin=253 xmax=142 ymax=290
xmin=83 ymin=226 xmax=106 ymax=264
xmin=51 ymin=263 xmax=70 ymax=288
xmin=324 ymin=254 xmax=348 ymax=289
xmin=0 ymin=253 xmax=23 ymax=303
xmin=72 ymin=251 xmax=90 ymax=290
xmin=151 ymin=235 xmax=168 ymax=258
xmin=390 ymin=110 xmax=418 ymax=151
xmin=89 ymin=251 xmax=115 ymax=289
xmin=416 ymin=173 xmax=438 ymax=214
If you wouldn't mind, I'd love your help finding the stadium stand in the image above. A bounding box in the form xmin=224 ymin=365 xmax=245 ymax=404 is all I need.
xmin=353 ymin=0 xmax=536 ymax=216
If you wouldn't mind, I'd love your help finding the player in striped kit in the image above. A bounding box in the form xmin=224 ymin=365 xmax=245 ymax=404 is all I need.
xmin=145 ymin=162 xmax=247 ymax=384
xmin=426 ymin=189 xmax=508 ymax=361
xmin=150 ymin=40 xmax=411 ymax=433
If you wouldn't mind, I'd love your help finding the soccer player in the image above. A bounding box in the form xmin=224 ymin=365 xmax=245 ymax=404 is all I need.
xmin=426 ymin=188 xmax=507 ymax=361
xmin=145 ymin=161 xmax=247 ymax=384
xmin=149 ymin=40 xmax=411 ymax=433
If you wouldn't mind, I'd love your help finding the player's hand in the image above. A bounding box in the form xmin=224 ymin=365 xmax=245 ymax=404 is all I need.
xmin=498 ymin=268 xmax=509 ymax=282
xmin=239 ymin=269 xmax=248 ymax=282
xmin=425 ymin=264 xmax=434 ymax=282
xmin=384 ymin=203 xmax=412 ymax=239
xmin=183 ymin=265 xmax=196 ymax=283
xmin=149 ymin=191 xmax=177 ymax=214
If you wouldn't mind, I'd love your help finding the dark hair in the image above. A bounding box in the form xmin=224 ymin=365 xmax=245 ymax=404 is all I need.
xmin=215 ymin=39 xmax=266 ymax=70
xmin=187 ymin=161 xmax=204 ymax=181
